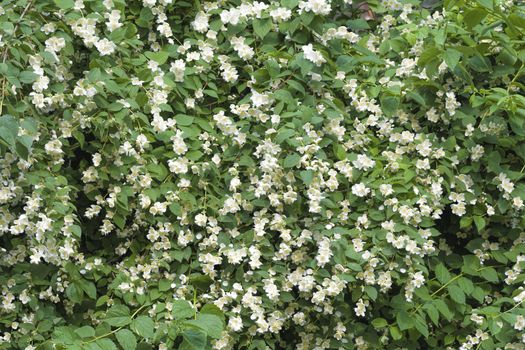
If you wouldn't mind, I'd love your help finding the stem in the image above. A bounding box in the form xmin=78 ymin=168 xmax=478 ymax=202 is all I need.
xmin=82 ymin=304 xmax=148 ymax=345
xmin=494 ymin=298 xmax=525 ymax=319
xmin=193 ymin=288 xmax=197 ymax=319
xmin=410 ymin=266 xmax=498 ymax=316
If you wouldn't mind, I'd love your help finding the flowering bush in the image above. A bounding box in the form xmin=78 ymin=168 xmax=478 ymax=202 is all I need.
xmin=1 ymin=0 xmax=525 ymax=349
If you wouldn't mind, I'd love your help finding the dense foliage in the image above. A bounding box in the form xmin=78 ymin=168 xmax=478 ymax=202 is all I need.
xmin=1 ymin=0 xmax=525 ymax=349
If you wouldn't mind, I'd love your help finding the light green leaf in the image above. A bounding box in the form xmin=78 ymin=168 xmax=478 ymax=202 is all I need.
xmin=19 ymin=71 xmax=39 ymax=84
xmin=444 ymin=48 xmax=461 ymax=70
xmin=175 ymin=114 xmax=194 ymax=126
xmin=172 ymin=300 xmax=194 ymax=319
xmin=116 ymin=329 xmax=137 ymax=350
xmin=54 ymin=0 xmax=75 ymax=9
xmin=106 ymin=305 xmax=132 ymax=327
xmin=253 ymin=18 xmax=272 ymax=39
xmin=96 ymin=338 xmax=117 ymax=350
xmin=184 ymin=314 xmax=223 ymax=339
xmin=473 ymin=216 xmax=486 ymax=231
xmin=482 ymin=267 xmax=498 ymax=283
xmin=371 ymin=318 xmax=388 ymax=329
xmin=283 ymin=153 xmax=301 ymax=168
xmin=74 ymin=326 xmax=95 ymax=339
xmin=131 ymin=316 xmax=154 ymax=338
xmin=145 ymin=51 xmax=169 ymax=64
xmin=396 ymin=310 xmax=414 ymax=331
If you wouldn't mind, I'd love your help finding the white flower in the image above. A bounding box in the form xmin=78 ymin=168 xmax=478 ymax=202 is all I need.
xmin=106 ymin=10 xmax=122 ymax=32
xmin=302 ymin=44 xmax=326 ymax=66
xmin=192 ymin=11 xmax=209 ymax=33
xmin=168 ymin=158 xmax=189 ymax=174
xmin=228 ymin=316 xmax=243 ymax=331
xmin=353 ymin=154 xmax=376 ymax=171
xmin=195 ymin=213 xmax=207 ymax=227
xmin=299 ymin=0 xmax=332 ymax=15
xmin=251 ymin=90 xmax=272 ymax=108
xmin=515 ymin=315 xmax=525 ymax=331
xmin=45 ymin=37 xmax=66 ymax=53
xmin=513 ymin=197 xmax=524 ymax=210
xmin=352 ymin=183 xmax=370 ymax=197
xmin=95 ymin=38 xmax=116 ymax=56
xmin=354 ymin=298 xmax=368 ymax=317
xmin=270 ymin=7 xmax=292 ymax=22
xmin=379 ymin=184 xmax=393 ymax=196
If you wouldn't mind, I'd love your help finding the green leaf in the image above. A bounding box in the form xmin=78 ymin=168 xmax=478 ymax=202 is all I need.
xmin=106 ymin=305 xmax=132 ymax=327
xmin=414 ymin=315 xmax=429 ymax=338
xmin=184 ymin=314 xmax=223 ymax=339
xmin=457 ymin=277 xmax=474 ymax=295
xmin=189 ymin=274 xmax=213 ymax=291
xmin=434 ymin=299 xmax=453 ymax=321
xmin=482 ymin=267 xmax=498 ymax=283
xmin=0 ymin=115 xmax=18 ymax=147
xmin=447 ymin=285 xmax=466 ymax=304
xmin=182 ymin=329 xmax=207 ymax=350
xmin=396 ymin=310 xmax=414 ymax=331
xmin=172 ymin=300 xmax=195 ymax=319
xmin=283 ymin=153 xmax=301 ymax=168
xmin=74 ymin=326 xmax=95 ymax=339
xmin=299 ymin=170 xmax=314 ymax=185
xmin=281 ymin=0 xmax=299 ymax=8
xmin=274 ymin=89 xmax=295 ymax=105
xmin=131 ymin=316 xmax=154 ymax=338
xmin=381 ymin=95 xmax=399 ymax=116
xmin=444 ymin=48 xmax=461 ymax=70
xmin=473 ymin=216 xmax=486 ymax=231
xmin=54 ymin=0 xmax=75 ymax=9
xmin=175 ymin=114 xmax=194 ymax=126
xmin=389 ymin=326 xmax=402 ymax=340
xmin=66 ymin=283 xmax=83 ymax=304
xmin=435 ymin=263 xmax=451 ymax=285
xmin=96 ymin=338 xmax=117 ymax=350
xmin=77 ymin=280 xmax=97 ymax=300
xmin=509 ymin=13 xmax=525 ymax=29
xmin=424 ymin=304 xmax=439 ymax=326
xmin=418 ymin=46 xmax=442 ymax=67
xmin=407 ymin=91 xmax=426 ymax=106
xmin=145 ymin=51 xmax=169 ymax=64
xmin=286 ymin=80 xmax=305 ymax=95
xmin=106 ymin=316 xmax=132 ymax=327
xmin=364 ymin=286 xmax=378 ymax=301
xmin=464 ymin=8 xmax=487 ymax=29
xmin=116 ymin=329 xmax=137 ymax=350
xmin=19 ymin=71 xmax=39 ymax=84
xmin=371 ymin=318 xmax=388 ymax=329
xmin=253 ymin=18 xmax=272 ymax=39
xmin=476 ymin=0 xmax=493 ymax=10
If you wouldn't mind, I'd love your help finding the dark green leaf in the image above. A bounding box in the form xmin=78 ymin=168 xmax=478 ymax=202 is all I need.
xmin=182 ymin=329 xmax=207 ymax=350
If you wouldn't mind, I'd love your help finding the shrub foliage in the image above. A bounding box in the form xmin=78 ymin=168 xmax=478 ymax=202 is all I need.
xmin=1 ymin=0 xmax=525 ymax=349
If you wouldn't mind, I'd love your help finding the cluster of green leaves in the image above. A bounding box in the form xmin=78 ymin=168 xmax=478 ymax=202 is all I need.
xmin=49 ymin=300 xmax=224 ymax=350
